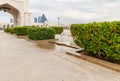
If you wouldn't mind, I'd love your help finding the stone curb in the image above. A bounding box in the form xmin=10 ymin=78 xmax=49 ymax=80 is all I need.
xmin=66 ymin=51 xmax=120 ymax=72
xmin=49 ymin=41 xmax=79 ymax=49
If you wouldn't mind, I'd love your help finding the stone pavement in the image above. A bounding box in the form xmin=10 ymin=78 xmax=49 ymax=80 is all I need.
xmin=0 ymin=30 xmax=120 ymax=81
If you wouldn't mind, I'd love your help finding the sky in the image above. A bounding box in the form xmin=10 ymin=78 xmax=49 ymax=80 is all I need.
xmin=0 ymin=0 xmax=120 ymax=25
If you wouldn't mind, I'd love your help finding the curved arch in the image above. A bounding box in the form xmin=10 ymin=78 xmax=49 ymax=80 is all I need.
xmin=0 ymin=3 xmax=20 ymax=26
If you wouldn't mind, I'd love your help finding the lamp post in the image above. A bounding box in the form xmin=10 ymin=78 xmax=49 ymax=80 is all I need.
xmin=57 ymin=17 xmax=60 ymax=27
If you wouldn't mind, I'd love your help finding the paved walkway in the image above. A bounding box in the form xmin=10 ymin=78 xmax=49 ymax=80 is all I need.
xmin=0 ymin=30 xmax=120 ymax=81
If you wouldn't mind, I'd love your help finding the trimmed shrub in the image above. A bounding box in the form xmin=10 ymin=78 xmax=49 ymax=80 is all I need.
xmin=9 ymin=27 xmax=15 ymax=34
xmin=14 ymin=26 xmax=28 ymax=36
xmin=70 ymin=21 xmax=120 ymax=63
xmin=70 ymin=24 xmax=83 ymax=37
xmin=4 ymin=27 xmax=11 ymax=33
xmin=50 ymin=26 xmax=63 ymax=34
xmin=4 ymin=27 xmax=15 ymax=34
xmin=27 ymin=27 xmax=55 ymax=40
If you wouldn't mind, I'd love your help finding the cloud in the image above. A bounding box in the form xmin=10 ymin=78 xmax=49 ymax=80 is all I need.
xmin=29 ymin=0 xmax=120 ymax=25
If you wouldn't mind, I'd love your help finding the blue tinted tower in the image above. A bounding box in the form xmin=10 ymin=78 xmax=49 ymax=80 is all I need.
xmin=37 ymin=14 xmax=47 ymax=23
xmin=38 ymin=16 xmax=42 ymax=23
xmin=34 ymin=17 xmax=38 ymax=23
xmin=41 ymin=14 xmax=47 ymax=23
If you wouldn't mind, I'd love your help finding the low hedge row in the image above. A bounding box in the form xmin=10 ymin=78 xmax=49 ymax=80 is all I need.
xmin=4 ymin=27 xmax=15 ymax=34
xmin=70 ymin=21 xmax=120 ymax=63
xmin=27 ymin=27 xmax=55 ymax=40
xmin=70 ymin=24 xmax=84 ymax=39
xmin=4 ymin=26 xmax=58 ymax=40
xmin=14 ymin=26 xmax=29 ymax=36
xmin=50 ymin=26 xmax=63 ymax=34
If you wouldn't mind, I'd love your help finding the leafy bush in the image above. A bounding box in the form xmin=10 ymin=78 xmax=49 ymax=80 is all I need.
xmin=70 ymin=21 xmax=120 ymax=63
xmin=70 ymin=24 xmax=84 ymax=37
xmin=14 ymin=26 xmax=29 ymax=36
xmin=50 ymin=26 xmax=63 ymax=34
xmin=4 ymin=27 xmax=15 ymax=34
xmin=9 ymin=27 xmax=15 ymax=34
xmin=4 ymin=27 xmax=11 ymax=33
xmin=27 ymin=27 xmax=55 ymax=40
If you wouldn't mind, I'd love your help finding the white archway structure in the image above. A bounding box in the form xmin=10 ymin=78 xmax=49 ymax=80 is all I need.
xmin=0 ymin=0 xmax=32 ymax=26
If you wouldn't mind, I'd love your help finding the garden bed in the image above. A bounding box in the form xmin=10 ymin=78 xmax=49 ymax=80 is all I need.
xmin=70 ymin=21 xmax=120 ymax=63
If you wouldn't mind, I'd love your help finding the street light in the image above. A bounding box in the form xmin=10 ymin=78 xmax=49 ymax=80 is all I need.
xmin=57 ymin=17 xmax=60 ymax=27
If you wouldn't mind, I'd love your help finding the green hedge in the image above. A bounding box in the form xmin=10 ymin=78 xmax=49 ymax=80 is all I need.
xmin=70 ymin=21 xmax=120 ymax=63
xmin=50 ymin=26 xmax=63 ymax=34
xmin=4 ymin=27 xmax=11 ymax=33
xmin=27 ymin=27 xmax=55 ymax=40
xmin=14 ymin=26 xmax=29 ymax=36
xmin=4 ymin=27 xmax=15 ymax=34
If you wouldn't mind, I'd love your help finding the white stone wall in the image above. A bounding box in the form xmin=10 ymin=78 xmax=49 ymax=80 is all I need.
xmin=0 ymin=0 xmax=32 ymax=26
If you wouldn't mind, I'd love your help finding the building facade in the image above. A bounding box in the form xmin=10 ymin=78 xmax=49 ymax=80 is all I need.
xmin=0 ymin=0 xmax=32 ymax=26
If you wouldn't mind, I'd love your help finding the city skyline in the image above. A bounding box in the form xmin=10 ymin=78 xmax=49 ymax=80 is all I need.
xmin=0 ymin=0 xmax=120 ymax=25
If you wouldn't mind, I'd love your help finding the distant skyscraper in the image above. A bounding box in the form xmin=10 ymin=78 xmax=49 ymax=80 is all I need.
xmin=38 ymin=16 xmax=42 ymax=23
xmin=10 ymin=18 xmax=14 ymax=23
xmin=41 ymin=14 xmax=47 ymax=23
xmin=34 ymin=17 xmax=38 ymax=23
xmin=34 ymin=14 xmax=47 ymax=24
xmin=37 ymin=14 xmax=47 ymax=23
